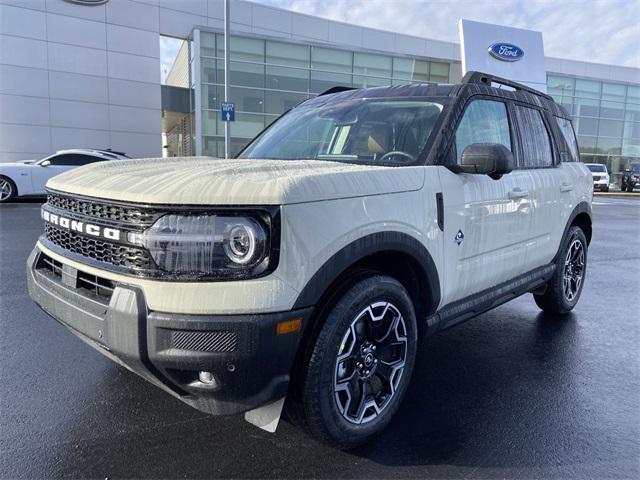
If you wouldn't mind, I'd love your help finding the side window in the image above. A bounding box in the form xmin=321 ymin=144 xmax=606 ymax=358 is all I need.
xmin=454 ymin=99 xmax=511 ymax=163
xmin=512 ymin=105 xmax=554 ymax=168
xmin=50 ymin=154 xmax=102 ymax=166
xmin=555 ymin=116 xmax=580 ymax=162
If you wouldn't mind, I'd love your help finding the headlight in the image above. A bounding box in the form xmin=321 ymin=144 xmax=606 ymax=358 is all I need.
xmin=128 ymin=214 xmax=271 ymax=278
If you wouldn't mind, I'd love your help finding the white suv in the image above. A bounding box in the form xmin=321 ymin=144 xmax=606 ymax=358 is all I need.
xmin=27 ymin=72 xmax=592 ymax=449
xmin=586 ymin=163 xmax=610 ymax=192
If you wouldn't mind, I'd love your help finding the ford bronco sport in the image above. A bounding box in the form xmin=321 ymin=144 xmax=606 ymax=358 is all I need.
xmin=28 ymin=72 xmax=592 ymax=449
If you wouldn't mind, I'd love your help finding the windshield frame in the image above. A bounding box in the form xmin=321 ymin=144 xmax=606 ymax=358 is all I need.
xmin=236 ymin=95 xmax=452 ymax=168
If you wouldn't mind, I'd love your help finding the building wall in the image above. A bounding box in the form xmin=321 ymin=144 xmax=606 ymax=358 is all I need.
xmin=0 ymin=0 xmax=162 ymax=160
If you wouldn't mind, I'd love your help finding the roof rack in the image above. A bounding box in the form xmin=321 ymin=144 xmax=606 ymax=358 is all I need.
xmin=461 ymin=71 xmax=553 ymax=101
xmin=318 ymin=86 xmax=357 ymax=96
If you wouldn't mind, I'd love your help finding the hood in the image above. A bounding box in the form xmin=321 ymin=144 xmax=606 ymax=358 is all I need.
xmin=46 ymin=157 xmax=425 ymax=205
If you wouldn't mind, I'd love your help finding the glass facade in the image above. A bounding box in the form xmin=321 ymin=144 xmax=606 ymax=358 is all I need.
xmin=548 ymin=74 xmax=640 ymax=173
xmin=198 ymin=31 xmax=450 ymax=157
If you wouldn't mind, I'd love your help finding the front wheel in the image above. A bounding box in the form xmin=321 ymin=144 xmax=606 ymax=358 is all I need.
xmin=0 ymin=176 xmax=17 ymax=203
xmin=534 ymin=226 xmax=588 ymax=314
xmin=291 ymin=275 xmax=417 ymax=449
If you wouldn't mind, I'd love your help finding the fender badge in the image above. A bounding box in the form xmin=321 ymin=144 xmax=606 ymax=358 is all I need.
xmin=455 ymin=230 xmax=464 ymax=245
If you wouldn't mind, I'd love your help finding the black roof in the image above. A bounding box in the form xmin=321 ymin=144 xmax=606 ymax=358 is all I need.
xmin=309 ymin=71 xmax=569 ymax=119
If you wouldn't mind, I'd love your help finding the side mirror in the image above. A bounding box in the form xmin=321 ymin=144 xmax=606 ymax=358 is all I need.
xmin=455 ymin=143 xmax=514 ymax=178
xmin=40 ymin=160 xmax=51 ymax=167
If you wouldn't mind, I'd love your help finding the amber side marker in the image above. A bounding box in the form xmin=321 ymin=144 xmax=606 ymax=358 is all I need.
xmin=277 ymin=318 xmax=302 ymax=335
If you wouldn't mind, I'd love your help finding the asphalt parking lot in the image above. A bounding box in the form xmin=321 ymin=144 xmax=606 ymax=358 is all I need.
xmin=1 ymin=197 xmax=639 ymax=479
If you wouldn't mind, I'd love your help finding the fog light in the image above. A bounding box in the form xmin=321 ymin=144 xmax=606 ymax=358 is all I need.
xmin=198 ymin=371 xmax=216 ymax=385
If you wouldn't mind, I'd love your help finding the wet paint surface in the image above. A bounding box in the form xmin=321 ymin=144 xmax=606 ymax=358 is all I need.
xmin=1 ymin=198 xmax=639 ymax=479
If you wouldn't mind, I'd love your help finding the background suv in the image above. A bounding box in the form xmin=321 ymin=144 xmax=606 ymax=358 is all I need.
xmin=621 ymin=163 xmax=640 ymax=192
xmin=0 ymin=149 xmax=129 ymax=203
xmin=586 ymin=163 xmax=610 ymax=191
xmin=27 ymin=72 xmax=592 ymax=449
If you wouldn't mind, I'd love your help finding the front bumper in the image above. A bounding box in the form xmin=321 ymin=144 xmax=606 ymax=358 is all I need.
xmin=27 ymin=246 xmax=312 ymax=416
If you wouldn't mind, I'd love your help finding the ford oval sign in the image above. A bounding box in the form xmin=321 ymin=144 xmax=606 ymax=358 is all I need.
xmin=488 ymin=43 xmax=524 ymax=62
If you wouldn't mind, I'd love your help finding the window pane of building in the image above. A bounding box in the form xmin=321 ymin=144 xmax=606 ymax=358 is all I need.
xmin=598 ymin=119 xmax=624 ymax=138
xmin=230 ymin=36 xmax=264 ymax=63
xmin=627 ymin=85 xmax=640 ymax=103
xmin=393 ymin=58 xmax=429 ymax=83
xmin=266 ymin=41 xmax=309 ymax=68
xmin=576 ymin=117 xmax=599 ymax=136
xmin=202 ymin=84 xmax=221 ymax=110
xmin=265 ymin=90 xmax=308 ymax=114
xmin=201 ymin=32 xmax=216 ymax=58
xmin=600 ymin=100 xmax=625 ymax=119
xmin=625 ymin=102 xmax=640 ymax=122
xmin=622 ymin=135 xmax=640 ymax=156
xmin=353 ymin=52 xmax=391 ymax=78
xmin=230 ymin=87 xmax=264 ymax=113
xmin=429 ymin=62 xmax=449 ymax=82
xmin=230 ymin=61 xmax=264 ymax=88
xmin=577 ymin=135 xmax=597 ymax=153
xmin=575 ymin=79 xmax=601 ymax=99
xmin=548 ymin=75 xmax=575 ymax=96
xmin=597 ymin=136 xmax=622 ymax=154
xmin=202 ymin=110 xmax=220 ymax=136
xmin=311 ymin=47 xmax=352 ymax=73
xmin=352 ymin=75 xmax=391 ymax=88
xmin=201 ymin=58 xmax=223 ymax=84
xmin=266 ymin=65 xmax=309 ymax=92
xmin=233 ymin=112 xmax=266 ymax=138
xmin=575 ymin=97 xmax=599 ymax=117
xmin=602 ymin=82 xmax=626 ymax=102
xmin=310 ymin=71 xmax=352 ymax=93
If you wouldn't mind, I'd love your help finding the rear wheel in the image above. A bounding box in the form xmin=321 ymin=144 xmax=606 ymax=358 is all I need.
xmin=0 ymin=176 xmax=17 ymax=203
xmin=534 ymin=226 xmax=587 ymax=314
xmin=291 ymin=275 xmax=417 ymax=449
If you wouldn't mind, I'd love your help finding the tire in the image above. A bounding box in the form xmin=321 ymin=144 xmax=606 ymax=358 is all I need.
xmin=290 ymin=275 xmax=418 ymax=450
xmin=0 ymin=176 xmax=17 ymax=203
xmin=629 ymin=185 xmax=636 ymax=192
xmin=534 ymin=225 xmax=588 ymax=315
xmin=602 ymin=186 xmax=609 ymax=192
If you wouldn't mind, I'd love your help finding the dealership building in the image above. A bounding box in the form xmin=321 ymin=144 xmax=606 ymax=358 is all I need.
xmin=1 ymin=0 xmax=639 ymax=175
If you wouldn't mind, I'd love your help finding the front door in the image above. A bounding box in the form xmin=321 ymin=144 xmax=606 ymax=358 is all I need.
xmin=438 ymin=98 xmax=534 ymax=305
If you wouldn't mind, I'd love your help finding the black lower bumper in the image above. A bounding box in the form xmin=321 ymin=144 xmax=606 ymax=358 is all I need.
xmin=27 ymin=247 xmax=312 ymax=416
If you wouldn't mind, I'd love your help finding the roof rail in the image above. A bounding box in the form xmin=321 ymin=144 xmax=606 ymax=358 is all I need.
xmin=97 ymin=148 xmax=130 ymax=157
xmin=461 ymin=71 xmax=552 ymax=101
xmin=318 ymin=86 xmax=357 ymax=96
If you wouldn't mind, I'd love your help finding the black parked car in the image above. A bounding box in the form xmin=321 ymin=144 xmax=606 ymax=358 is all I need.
xmin=621 ymin=163 xmax=640 ymax=192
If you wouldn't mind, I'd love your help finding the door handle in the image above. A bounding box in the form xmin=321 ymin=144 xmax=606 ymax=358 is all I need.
xmin=508 ymin=188 xmax=529 ymax=199
xmin=560 ymin=182 xmax=574 ymax=192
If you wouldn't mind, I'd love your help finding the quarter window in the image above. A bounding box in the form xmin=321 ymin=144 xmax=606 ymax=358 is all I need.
xmin=454 ymin=99 xmax=511 ymax=163
xmin=512 ymin=105 xmax=553 ymax=168
xmin=555 ymin=116 xmax=580 ymax=162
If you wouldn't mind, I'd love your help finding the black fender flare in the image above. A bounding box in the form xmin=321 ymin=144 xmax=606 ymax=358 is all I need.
xmin=553 ymin=201 xmax=592 ymax=263
xmin=291 ymin=231 xmax=441 ymax=316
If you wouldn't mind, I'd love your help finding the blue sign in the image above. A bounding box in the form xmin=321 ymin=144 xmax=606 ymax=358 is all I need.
xmin=221 ymin=102 xmax=235 ymax=122
xmin=488 ymin=43 xmax=524 ymax=62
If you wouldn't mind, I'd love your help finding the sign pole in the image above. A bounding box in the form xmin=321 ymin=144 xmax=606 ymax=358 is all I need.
xmin=224 ymin=0 xmax=231 ymax=159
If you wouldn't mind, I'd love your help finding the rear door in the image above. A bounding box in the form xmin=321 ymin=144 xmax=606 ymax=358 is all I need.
xmin=438 ymin=97 xmax=534 ymax=304
xmin=509 ymin=104 xmax=564 ymax=268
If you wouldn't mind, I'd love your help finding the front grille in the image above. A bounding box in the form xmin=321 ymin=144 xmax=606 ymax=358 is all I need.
xmin=47 ymin=193 xmax=158 ymax=225
xmin=77 ymin=270 xmax=116 ymax=302
xmin=44 ymin=224 xmax=152 ymax=270
xmin=37 ymin=253 xmax=63 ymax=280
xmin=171 ymin=330 xmax=238 ymax=353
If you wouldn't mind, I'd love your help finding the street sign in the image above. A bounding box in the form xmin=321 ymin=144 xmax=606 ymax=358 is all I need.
xmin=221 ymin=102 xmax=235 ymax=122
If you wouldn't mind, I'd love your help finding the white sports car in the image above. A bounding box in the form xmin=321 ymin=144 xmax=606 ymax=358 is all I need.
xmin=0 ymin=149 xmax=129 ymax=203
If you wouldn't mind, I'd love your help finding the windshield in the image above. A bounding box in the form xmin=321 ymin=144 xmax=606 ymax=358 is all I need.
xmin=631 ymin=164 xmax=640 ymax=173
xmin=239 ymin=98 xmax=445 ymax=166
xmin=587 ymin=164 xmax=606 ymax=172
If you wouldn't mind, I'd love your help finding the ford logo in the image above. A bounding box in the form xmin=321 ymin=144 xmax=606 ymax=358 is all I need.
xmin=488 ymin=43 xmax=524 ymax=62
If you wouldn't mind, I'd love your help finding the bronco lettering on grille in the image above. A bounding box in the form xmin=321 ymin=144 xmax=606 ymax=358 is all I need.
xmin=42 ymin=209 xmax=121 ymax=241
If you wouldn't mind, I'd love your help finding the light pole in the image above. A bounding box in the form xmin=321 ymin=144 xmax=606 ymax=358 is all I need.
xmin=224 ymin=0 xmax=231 ymax=159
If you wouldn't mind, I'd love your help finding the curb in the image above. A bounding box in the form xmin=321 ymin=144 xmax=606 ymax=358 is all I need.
xmin=593 ymin=192 xmax=640 ymax=198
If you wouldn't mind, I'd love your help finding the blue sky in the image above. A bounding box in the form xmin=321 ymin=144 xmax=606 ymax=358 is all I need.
xmin=161 ymin=0 xmax=640 ymax=79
